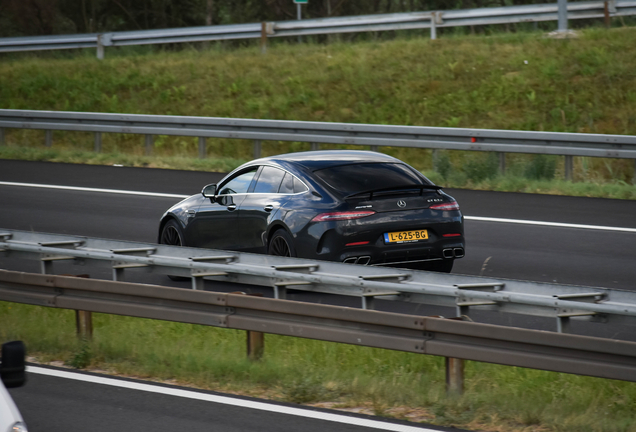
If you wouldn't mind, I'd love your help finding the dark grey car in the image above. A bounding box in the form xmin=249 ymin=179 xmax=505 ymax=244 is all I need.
xmin=159 ymin=150 xmax=464 ymax=272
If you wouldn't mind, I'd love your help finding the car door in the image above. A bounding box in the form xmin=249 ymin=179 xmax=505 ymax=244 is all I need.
xmin=189 ymin=168 xmax=257 ymax=250
xmin=236 ymin=166 xmax=290 ymax=253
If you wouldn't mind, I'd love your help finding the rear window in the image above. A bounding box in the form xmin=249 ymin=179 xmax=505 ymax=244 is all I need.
xmin=313 ymin=163 xmax=428 ymax=195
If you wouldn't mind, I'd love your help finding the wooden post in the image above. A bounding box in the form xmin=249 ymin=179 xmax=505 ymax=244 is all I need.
xmin=247 ymin=292 xmax=265 ymax=361
xmin=232 ymin=292 xmax=265 ymax=361
xmin=260 ymin=22 xmax=268 ymax=54
xmin=445 ymin=357 xmax=464 ymax=396
xmin=75 ymin=310 xmax=93 ymax=340
xmin=247 ymin=328 xmax=264 ymax=361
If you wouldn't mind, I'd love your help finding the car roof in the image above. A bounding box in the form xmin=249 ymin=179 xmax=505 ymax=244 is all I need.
xmin=252 ymin=150 xmax=403 ymax=171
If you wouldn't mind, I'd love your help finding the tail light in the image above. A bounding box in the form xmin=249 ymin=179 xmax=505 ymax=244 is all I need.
xmin=311 ymin=210 xmax=375 ymax=222
xmin=430 ymin=201 xmax=460 ymax=211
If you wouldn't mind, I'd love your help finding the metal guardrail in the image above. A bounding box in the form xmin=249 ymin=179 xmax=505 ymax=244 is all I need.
xmin=0 ymin=2 xmax=634 ymax=58
xmin=0 ymin=269 xmax=634 ymax=382
xmin=1 ymin=109 xmax=635 ymax=181
xmin=1 ymin=229 xmax=636 ymax=335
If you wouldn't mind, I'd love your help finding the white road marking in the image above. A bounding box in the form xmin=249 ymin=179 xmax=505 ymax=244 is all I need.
xmin=2 ymin=181 xmax=635 ymax=233
xmin=27 ymin=366 xmax=438 ymax=432
xmin=0 ymin=181 xmax=188 ymax=199
xmin=464 ymin=216 xmax=636 ymax=233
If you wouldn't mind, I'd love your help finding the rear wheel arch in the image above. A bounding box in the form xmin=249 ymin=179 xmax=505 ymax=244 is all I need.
xmin=267 ymin=226 xmax=297 ymax=257
xmin=266 ymin=223 xmax=291 ymax=245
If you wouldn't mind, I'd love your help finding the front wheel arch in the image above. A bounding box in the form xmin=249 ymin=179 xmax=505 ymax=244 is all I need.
xmin=159 ymin=217 xmax=185 ymax=247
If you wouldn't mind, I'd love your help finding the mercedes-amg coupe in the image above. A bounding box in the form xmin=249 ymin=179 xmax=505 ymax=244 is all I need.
xmin=158 ymin=150 xmax=464 ymax=272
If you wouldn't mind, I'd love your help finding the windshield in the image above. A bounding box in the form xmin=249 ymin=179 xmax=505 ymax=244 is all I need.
xmin=313 ymin=162 xmax=429 ymax=195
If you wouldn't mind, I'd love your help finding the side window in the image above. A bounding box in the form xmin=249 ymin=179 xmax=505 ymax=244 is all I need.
xmin=278 ymin=172 xmax=294 ymax=194
xmin=253 ymin=166 xmax=286 ymax=194
xmin=293 ymin=176 xmax=309 ymax=194
xmin=218 ymin=169 xmax=257 ymax=195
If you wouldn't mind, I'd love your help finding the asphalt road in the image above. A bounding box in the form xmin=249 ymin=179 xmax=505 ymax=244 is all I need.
xmin=2 ymin=159 xmax=636 ymax=431
xmin=8 ymin=367 xmax=456 ymax=432
xmin=1 ymin=159 xmax=635 ymax=289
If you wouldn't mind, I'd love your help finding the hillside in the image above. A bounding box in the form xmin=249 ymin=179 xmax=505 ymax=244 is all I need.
xmin=1 ymin=27 xmax=635 ymax=195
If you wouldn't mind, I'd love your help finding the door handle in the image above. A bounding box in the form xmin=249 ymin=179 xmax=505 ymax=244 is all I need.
xmin=227 ymin=204 xmax=237 ymax=211
xmin=186 ymin=209 xmax=196 ymax=217
xmin=264 ymin=205 xmax=274 ymax=212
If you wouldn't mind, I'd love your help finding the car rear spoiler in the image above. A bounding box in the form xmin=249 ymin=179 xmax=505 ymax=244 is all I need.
xmin=345 ymin=184 xmax=443 ymax=200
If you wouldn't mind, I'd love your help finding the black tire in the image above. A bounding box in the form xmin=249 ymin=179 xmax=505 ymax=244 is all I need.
xmin=268 ymin=229 xmax=297 ymax=257
xmin=160 ymin=219 xmax=184 ymax=247
xmin=160 ymin=219 xmax=189 ymax=281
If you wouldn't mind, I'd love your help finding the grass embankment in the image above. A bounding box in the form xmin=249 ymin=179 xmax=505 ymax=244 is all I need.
xmin=1 ymin=27 xmax=636 ymax=198
xmin=2 ymin=301 xmax=635 ymax=432
xmin=2 ymin=28 xmax=636 ymax=432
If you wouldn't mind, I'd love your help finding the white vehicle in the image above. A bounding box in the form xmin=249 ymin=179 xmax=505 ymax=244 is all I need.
xmin=0 ymin=341 xmax=27 ymax=432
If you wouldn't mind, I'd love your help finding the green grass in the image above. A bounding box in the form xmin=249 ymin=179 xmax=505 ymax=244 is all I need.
xmin=1 ymin=27 xmax=636 ymax=195
xmin=2 ymin=300 xmax=635 ymax=431
xmin=2 ymin=145 xmax=635 ymax=199
xmin=2 ymin=26 xmax=636 ymax=431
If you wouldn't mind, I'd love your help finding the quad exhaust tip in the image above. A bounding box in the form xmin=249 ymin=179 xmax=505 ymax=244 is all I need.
xmin=443 ymin=248 xmax=465 ymax=259
xmin=343 ymin=256 xmax=371 ymax=265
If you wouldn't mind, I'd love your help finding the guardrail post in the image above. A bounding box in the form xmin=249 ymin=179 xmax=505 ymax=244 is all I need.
xmin=564 ymin=155 xmax=573 ymax=181
xmin=445 ymin=357 xmax=464 ymax=396
xmin=45 ymin=130 xmax=52 ymax=147
xmin=310 ymin=142 xmax=319 ymax=151
xmin=247 ymin=327 xmax=265 ymax=361
xmin=260 ymin=22 xmax=268 ymax=55
xmin=233 ymin=292 xmax=265 ymax=361
xmin=96 ymin=34 xmax=105 ymax=60
xmin=633 ymin=160 xmax=636 ymax=185
xmin=198 ymin=137 xmax=206 ymax=159
xmin=76 ymin=310 xmax=93 ymax=340
xmin=499 ymin=152 xmax=506 ymax=175
xmin=557 ymin=316 xmax=571 ymax=333
xmin=145 ymin=134 xmax=154 ymax=156
xmin=94 ymin=132 xmax=102 ymax=153
xmin=254 ymin=140 xmax=262 ymax=159
xmin=430 ymin=13 xmax=437 ymax=40
xmin=61 ymin=274 xmax=94 ymax=340
xmin=558 ymin=0 xmax=568 ymax=32
xmin=0 ymin=128 xmax=4 ymax=146
xmin=370 ymin=145 xmax=379 ymax=152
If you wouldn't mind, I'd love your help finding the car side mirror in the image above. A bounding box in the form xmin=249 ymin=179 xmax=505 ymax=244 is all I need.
xmin=1 ymin=341 xmax=26 ymax=388
xmin=201 ymin=184 xmax=217 ymax=202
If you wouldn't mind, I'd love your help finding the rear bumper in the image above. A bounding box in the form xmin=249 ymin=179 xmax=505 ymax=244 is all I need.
xmin=339 ymin=238 xmax=465 ymax=266
xmin=296 ymin=209 xmax=465 ymax=266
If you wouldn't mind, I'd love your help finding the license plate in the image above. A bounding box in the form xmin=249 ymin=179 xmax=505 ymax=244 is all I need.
xmin=384 ymin=229 xmax=428 ymax=243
